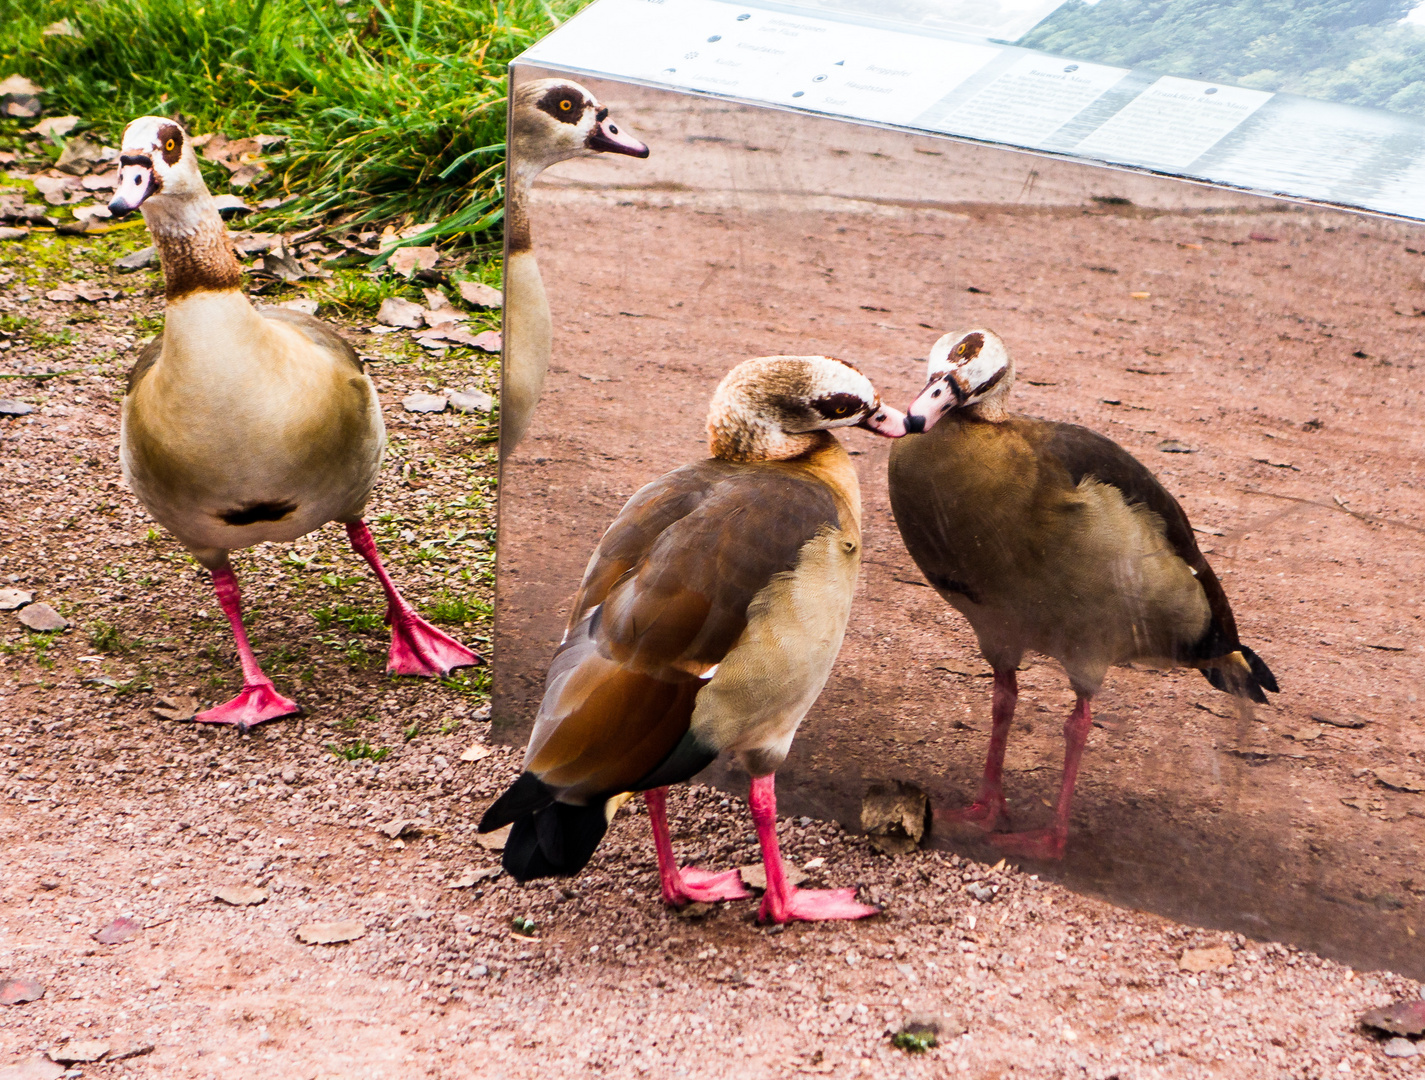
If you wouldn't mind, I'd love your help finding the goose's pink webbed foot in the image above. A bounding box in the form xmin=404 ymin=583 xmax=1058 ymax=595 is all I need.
xmin=344 ymin=521 xmax=481 ymax=677
xmin=646 ymin=788 xmax=752 ymax=907
xmin=749 ymin=775 xmax=879 ymax=924
xmin=197 ymin=564 xmax=301 ymax=732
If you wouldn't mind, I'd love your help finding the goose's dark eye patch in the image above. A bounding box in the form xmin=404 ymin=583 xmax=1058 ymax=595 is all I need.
xmin=537 ymin=86 xmax=584 ymax=124
xmin=954 ymin=332 xmax=985 ymax=362
xmin=157 ymin=123 xmax=183 ymax=166
xmin=814 ymin=392 xmax=864 ymax=419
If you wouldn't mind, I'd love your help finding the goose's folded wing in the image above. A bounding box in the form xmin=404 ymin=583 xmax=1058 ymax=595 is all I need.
xmin=261 ymin=308 xmax=364 ymax=373
xmin=126 ymin=335 xmax=163 ymax=395
xmin=527 ymin=463 xmax=843 ymax=797
xmin=1039 ymin=420 xmax=1241 ymax=654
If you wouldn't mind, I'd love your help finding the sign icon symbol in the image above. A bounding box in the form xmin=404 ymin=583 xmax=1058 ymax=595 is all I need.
xmin=684 ymin=51 xmax=699 ymax=59
xmin=736 ymin=12 xmax=750 ymax=19
xmin=812 ymin=74 xmax=827 ymax=83
xmin=707 ymin=34 xmax=721 ymax=42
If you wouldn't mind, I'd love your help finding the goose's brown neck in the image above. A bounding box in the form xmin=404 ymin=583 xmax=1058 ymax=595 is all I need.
xmin=141 ymin=195 xmax=243 ymax=301
xmin=709 ymin=422 xmax=832 ymax=464
xmin=507 ymin=171 xmax=533 ymax=255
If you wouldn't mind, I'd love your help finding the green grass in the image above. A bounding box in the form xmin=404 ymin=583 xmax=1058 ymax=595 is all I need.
xmin=313 ymin=603 xmax=385 ymax=634
xmin=87 ymin=618 xmax=130 ymax=654
xmin=424 ymin=589 xmax=489 ymax=624
xmin=328 ymin=739 xmax=390 ymax=762
xmin=0 ymin=0 xmax=590 ymax=239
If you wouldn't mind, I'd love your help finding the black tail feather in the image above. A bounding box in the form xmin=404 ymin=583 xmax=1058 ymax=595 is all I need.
xmin=1241 ymin=645 xmax=1279 ymax=694
xmin=478 ymin=771 xmax=554 ymax=833
xmin=504 ymin=802 xmax=610 ymax=882
xmin=481 ymin=770 xmax=611 ymax=882
xmin=1201 ymin=644 xmax=1278 ymax=704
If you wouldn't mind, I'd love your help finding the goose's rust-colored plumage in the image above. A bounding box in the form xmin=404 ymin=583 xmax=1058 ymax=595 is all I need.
xmin=481 ymin=356 xmax=909 ymax=922
xmin=110 ymin=117 xmax=480 ymax=730
xmin=889 ymin=329 xmax=1277 ymax=859
xmin=502 ymin=78 xmax=648 ymax=456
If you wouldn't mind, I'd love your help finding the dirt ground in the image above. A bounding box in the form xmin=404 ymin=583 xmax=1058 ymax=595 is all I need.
xmin=495 ymin=79 xmax=1425 ymax=979
xmin=0 ymin=83 xmax=1422 ymax=1078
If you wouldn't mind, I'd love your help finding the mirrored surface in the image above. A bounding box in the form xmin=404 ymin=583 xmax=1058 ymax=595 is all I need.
xmin=495 ymin=67 xmax=1425 ymax=977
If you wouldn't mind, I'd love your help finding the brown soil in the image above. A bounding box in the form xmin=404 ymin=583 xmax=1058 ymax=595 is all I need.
xmin=496 ymin=76 xmax=1425 ymax=983
xmin=0 ymin=79 xmax=1421 ymax=1079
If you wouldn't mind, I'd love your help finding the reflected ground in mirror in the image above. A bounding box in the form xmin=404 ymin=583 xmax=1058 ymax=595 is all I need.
xmin=494 ymin=69 xmax=1425 ymax=978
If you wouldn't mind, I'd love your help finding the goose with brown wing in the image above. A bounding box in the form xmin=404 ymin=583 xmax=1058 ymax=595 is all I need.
xmin=888 ymin=329 xmax=1277 ymax=859
xmin=110 ymin=117 xmax=479 ymax=731
xmin=480 ymin=356 xmax=908 ymax=922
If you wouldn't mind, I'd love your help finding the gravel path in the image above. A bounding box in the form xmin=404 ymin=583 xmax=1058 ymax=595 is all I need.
xmin=1 ymin=141 xmax=1422 ymax=1080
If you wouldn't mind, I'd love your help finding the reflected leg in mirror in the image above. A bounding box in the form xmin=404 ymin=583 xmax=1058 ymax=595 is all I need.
xmin=937 ymin=667 xmax=1016 ymax=832
xmin=344 ymin=521 xmax=482 ymax=677
xmin=195 ymin=562 xmax=301 ymax=731
xmin=990 ymin=693 xmax=1094 ymax=861
xmin=645 ymin=787 xmax=751 ymax=906
xmin=750 ymin=774 xmax=879 ymax=924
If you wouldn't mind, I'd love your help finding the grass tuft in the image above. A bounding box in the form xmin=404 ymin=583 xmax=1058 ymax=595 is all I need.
xmin=328 ymin=739 xmax=390 ymax=762
xmin=0 ymin=0 xmax=591 ymax=234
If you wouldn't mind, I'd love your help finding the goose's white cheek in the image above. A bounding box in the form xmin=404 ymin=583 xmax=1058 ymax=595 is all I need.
xmin=959 ymin=353 xmax=1004 ymax=394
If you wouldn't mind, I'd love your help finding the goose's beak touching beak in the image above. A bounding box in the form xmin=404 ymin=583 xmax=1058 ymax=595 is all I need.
xmin=108 ymin=157 xmax=158 ymax=216
xmin=904 ymin=373 xmax=963 ymax=433
xmin=587 ymin=107 xmax=649 ymax=158
xmin=858 ymin=403 xmax=910 ymax=438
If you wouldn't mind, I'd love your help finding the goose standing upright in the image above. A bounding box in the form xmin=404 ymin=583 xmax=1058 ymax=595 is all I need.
xmin=109 ymin=116 xmax=479 ymax=730
xmin=480 ymin=356 xmax=908 ymax=922
xmin=888 ymin=329 xmax=1278 ymax=859
xmin=502 ymin=78 xmax=649 ymax=455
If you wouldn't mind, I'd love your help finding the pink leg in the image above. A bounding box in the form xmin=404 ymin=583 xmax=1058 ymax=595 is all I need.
xmin=195 ymin=563 xmax=301 ymax=731
xmin=990 ymin=693 xmax=1094 ymax=860
xmin=937 ymin=668 xmax=1015 ymax=832
xmin=749 ymin=774 xmax=879 ymax=924
xmin=345 ymin=521 xmax=481 ymax=677
xmin=645 ymin=788 xmax=751 ymax=906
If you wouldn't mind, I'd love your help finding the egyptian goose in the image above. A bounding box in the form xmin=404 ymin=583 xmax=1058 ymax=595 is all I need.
xmin=108 ymin=117 xmax=479 ymax=730
xmin=479 ymin=356 xmax=908 ymax=922
xmin=502 ymin=78 xmax=648 ymax=456
xmin=888 ymin=329 xmax=1278 ymax=859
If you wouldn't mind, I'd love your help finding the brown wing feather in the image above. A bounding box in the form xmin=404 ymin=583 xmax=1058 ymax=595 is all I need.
xmin=525 ymin=461 xmax=842 ymax=801
xmin=126 ymin=336 xmax=162 ymax=395
xmin=1037 ymin=419 xmax=1241 ymax=657
xmin=261 ymin=308 xmax=364 ymax=373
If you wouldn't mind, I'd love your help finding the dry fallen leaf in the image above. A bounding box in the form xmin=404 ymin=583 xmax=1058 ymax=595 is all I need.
xmin=459 ymin=743 xmax=492 ymax=762
xmin=377 ymin=818 xmax=422 ymax=839
xmin=860 ymin=781 xmax=929 ymax=855
xmin=388 ymin=246 xmax=439 ymax=277
xmin=213 ymin=885 xmax=268 ymax=906
xmin=1375 ymin=769 xmax=1425 ymax=794
xmin=47 ymin=1041 xmax=109 ymax=1064
xmin=450 ymin=866 xmax=500 ymax=889
xmin=152 ymin=695 xmax=198 ymax=722
xmin=18 ymin=603 xmax=67 ymax=631
xmin=739 ymin=860 xmax=808 ymax=891
xmin=0 ymin=1056 xmax=64 ymax=1080
xmin=295 ymin=920 xmax=365 ymax=945
xmin=1178 ymin=945 xmax=1234 ymax=972
xmin=476 ymin=824 xmax=512 ymax=851
xmin=0 ymin=976 xmax=45 ymax=1005
xmin=376 ymin=297 xmax=425 ymax=328
xmin=0 ymin=588 xmax=33 ymax=610
xmin=92 ymin=916 xmax=142 ymax=945
xmin=457 ymin=280 xmax=502 ymax=308
xmin=1361 ymin=999 xmax=1425 ymax=1037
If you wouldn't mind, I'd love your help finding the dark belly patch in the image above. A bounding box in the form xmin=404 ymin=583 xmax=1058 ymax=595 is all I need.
xmin=219 ymin=500 xmax=298 ymax=526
